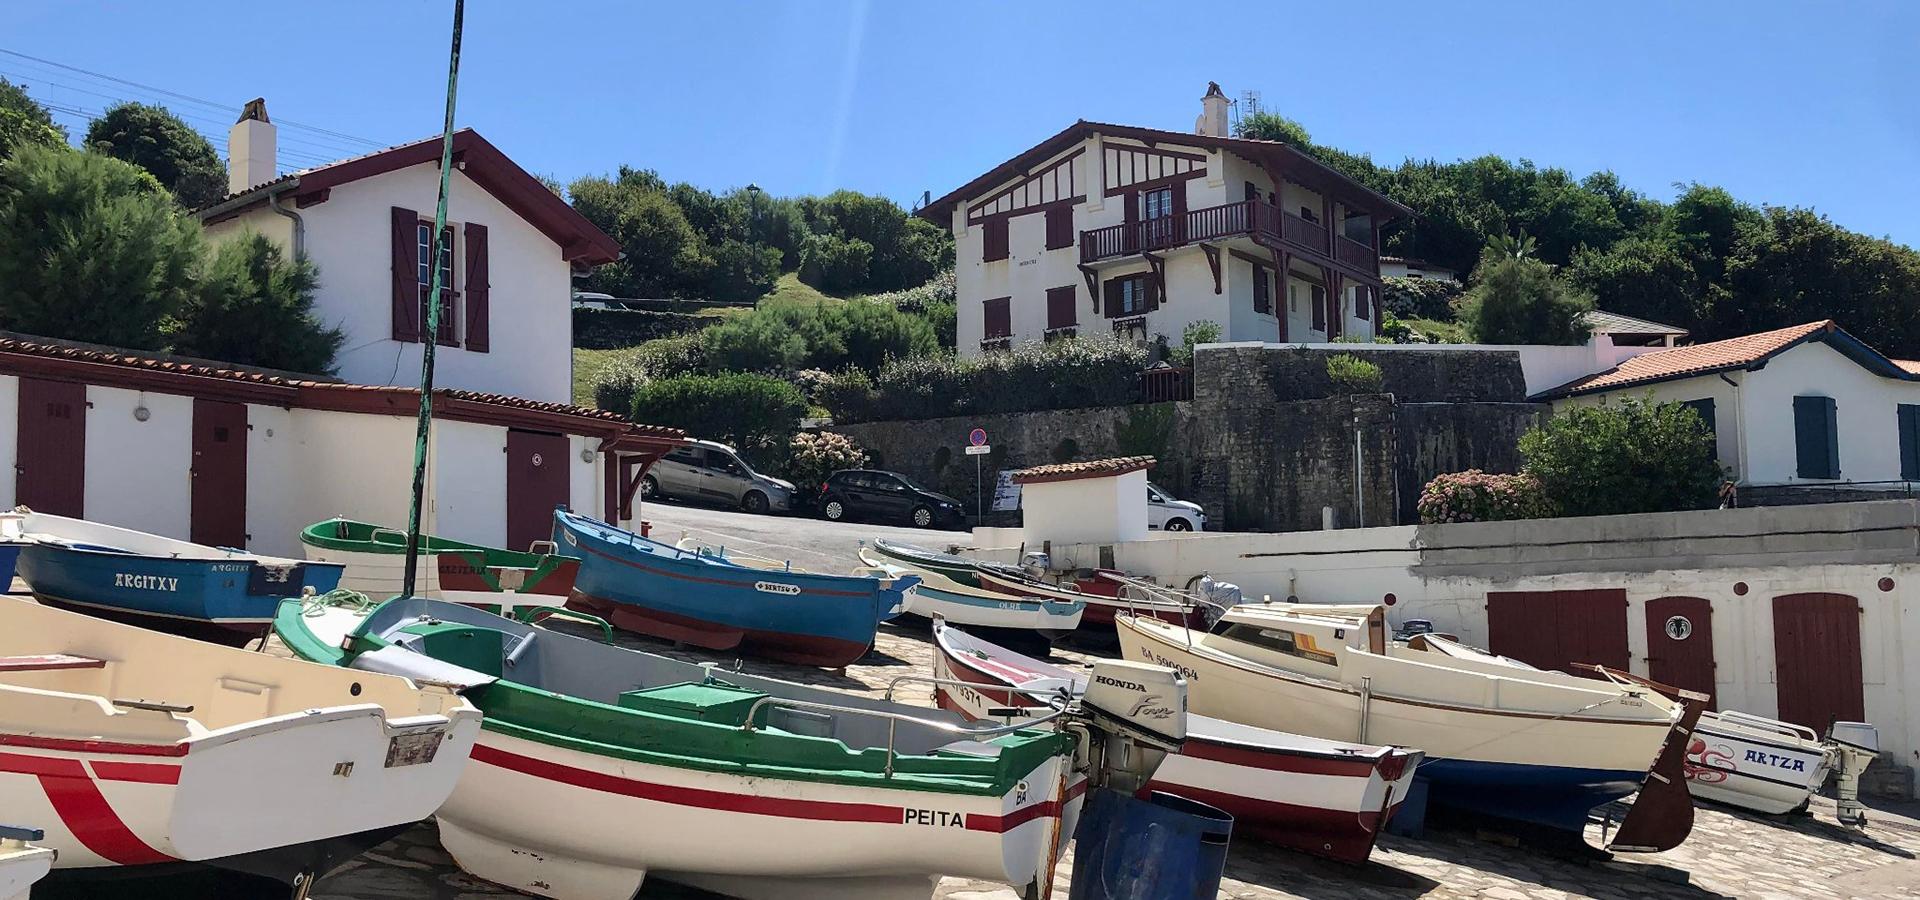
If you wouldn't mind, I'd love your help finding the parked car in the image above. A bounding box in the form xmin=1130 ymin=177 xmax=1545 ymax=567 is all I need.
xmin=819 ymin=469 xmax=966 ymax=529
xmin=642 ymin=440 xmax=796 ymax=515
xmin=1147 ymin=482 xmax=1208 ymax=531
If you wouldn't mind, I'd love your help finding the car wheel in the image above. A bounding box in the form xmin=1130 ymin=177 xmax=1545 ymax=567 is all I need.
xmin=823 ymin=499 xmax=847 ymax=522
xmin=911 ymin=506 xmax=934 ymax=528
xmin=640 ymin=475 xmax=660 ymax=500
xmin=741 ymin=491 xmax=769 ymax=515
xmin=1165 ymin=518 xmax=1192 ymax=532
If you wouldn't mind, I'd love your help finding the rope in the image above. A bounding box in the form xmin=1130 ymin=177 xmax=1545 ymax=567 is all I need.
xmin=301 ymin=587 xmax=377 ymax=618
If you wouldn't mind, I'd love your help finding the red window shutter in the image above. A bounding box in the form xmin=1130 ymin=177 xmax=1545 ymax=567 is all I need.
xmin=464 ymin=222 xmax=490 ymax=352
xmin=1355 ymin=281 xmax=1370 ymax=319
xmin=983 ymin=219 xmax=1009 ymax=262
xmin=1046 ymin=286 xmax=1076 ymax=330
xmin=391 ymin=206 xmax=421 ymax=342
xmin=1103 ymin=278 xmax=1122 ymax=318
xmin=1311 ymin=284 xmax=1326 ymax=331
xmin=1044 ymin=207 xmax=1072 ymax=251
xmin=984 ymin=297 xmax=1011 ymax=339
xmin=1145 ymin=275 xmax=1160 ymax=312
xmin=1253 ymin=266 xmax=1270 ymax=314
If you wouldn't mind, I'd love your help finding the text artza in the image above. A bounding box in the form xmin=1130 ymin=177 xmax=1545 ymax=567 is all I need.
xmin=1744 ymin=749 xmax=1808 ymax=772
xmin=115 ymin=574 xmax=179 ymax=592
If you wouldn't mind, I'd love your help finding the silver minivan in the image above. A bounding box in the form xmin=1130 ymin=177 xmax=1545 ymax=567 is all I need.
xmin=642 ymin=439 xmax=796 ymax=515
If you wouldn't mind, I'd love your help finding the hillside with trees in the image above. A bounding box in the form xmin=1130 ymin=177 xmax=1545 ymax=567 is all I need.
xmin=1236 ymin=111 xmax=1920 ymax=356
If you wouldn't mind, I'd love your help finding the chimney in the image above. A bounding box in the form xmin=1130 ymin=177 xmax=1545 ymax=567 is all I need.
xmin=1195 ymin=82 xmax=1230 ymax=138
xmin=228 ymin=98 xmax=276 ymax=194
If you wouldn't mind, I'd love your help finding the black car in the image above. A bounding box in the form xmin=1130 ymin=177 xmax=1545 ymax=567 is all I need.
xmin=819 ymin=469 xmax=966 ymax=529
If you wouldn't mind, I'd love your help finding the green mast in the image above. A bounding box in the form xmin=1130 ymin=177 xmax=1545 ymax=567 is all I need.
xmin=401 ymin=0 xmax=466 ymax=602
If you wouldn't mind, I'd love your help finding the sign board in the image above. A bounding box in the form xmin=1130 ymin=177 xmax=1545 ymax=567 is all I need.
xmin=968 ymin=428 xmax=988 ymax=447
xmin=964 ymin=444 xmax=991 ymax=456
xmin=991 ymin=471 xmax=1023 ymax=511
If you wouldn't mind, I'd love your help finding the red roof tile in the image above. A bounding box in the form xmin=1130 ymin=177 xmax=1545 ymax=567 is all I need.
xmin=1009 ymin=456 xmax=1155 ymax=485
xmin=1542 ymin=321 xmax=1838 ymax=398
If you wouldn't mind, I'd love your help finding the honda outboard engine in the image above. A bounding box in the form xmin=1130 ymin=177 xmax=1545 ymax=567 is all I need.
xmin=1827 ymin=721 xmax=1880 ymax=827
xmin=1194 ymin=575 xmax=1243 ymax=629
xmin=1076 ymin=660 xmax=1187 ymax=794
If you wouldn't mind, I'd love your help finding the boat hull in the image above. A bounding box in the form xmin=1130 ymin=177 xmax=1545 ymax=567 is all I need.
xmin=1116 ymin=614 xmax=1675 ymax=833
xmin=931 ymin=624 xmax=1416 ymax=864
xmin=1684 ymin=714 xmax=1832 ymax=815
xmin=973 ymin=570 xmax=1195 ymax=629
xmin=32 ymin=822 xmax=409 ymax=898
xmin=302 ymin=542 xmax=578 ymax=615
xmin=0 ymin=840 xmax=53 ymax=900
xmin=436 ymin=729 xmax=1081 ymax=900
xmin=556 ymin=511 xmax=892 ymax=668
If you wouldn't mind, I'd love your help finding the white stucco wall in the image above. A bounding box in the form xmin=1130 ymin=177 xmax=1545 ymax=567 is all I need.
xmin=244 ymin=404 xmax=299 ymax=556
xmin=83 ymin=388 xmax=193 ymax=537
xmin=0 ymin=374 xmax=18 ymax=510
xmin=429 ymin=419 xmax=509 ymax=549
xmin=1564 ymin=341 xmax=1920 ymax=487
xmin=1020 ymin=469 xmax=1150 ymax=546
xmin=569 ymin=434 xmax=601 ymax=523
xmin=204 ymin=164 xmax=575 ymax=404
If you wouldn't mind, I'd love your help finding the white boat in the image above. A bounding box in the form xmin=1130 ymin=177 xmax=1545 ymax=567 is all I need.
xmin=855 ymin=548 xmax=1083 ymax=636
xmin=0 ymin=827 xmax=54 ymax=900
xmin=299 ymin=517 xmax=580 ymax=618
xmin=0 ymin=597 xmax=481 ymax=893
xmin=930 ymin=619 xmax=1420 ymax=864
xmin=1411 ymin=634 xmax=1882 ymax=822
xmin=1116 ymin=603 xmax=1704 ymax=848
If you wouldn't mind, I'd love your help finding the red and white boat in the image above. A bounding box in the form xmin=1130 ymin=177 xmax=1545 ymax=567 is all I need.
xmin=0 ymin=597 xmax=482 ymax=894
xmin=930 ymin=619 xmax=1420 ymax=863
xmin=972 ymin=569 xmax=1200 ymax=630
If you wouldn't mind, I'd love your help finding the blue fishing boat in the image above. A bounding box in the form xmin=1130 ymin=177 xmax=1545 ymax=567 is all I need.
xmin=553 ymin=509 xmax=917 ymax=667
xmin=1 ymin=510 xmax=344 ymax=646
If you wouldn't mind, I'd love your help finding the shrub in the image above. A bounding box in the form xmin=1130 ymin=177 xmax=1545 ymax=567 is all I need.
xmin=798 ymin=233 xmax=874 ymax=294
xmin=1325 ymin=353 xmax=1385 ymax=392
xmin=1518 ymin=397 xmax=1723 ymax=517
xmin=1170 ymin=320 xmax=1221 ymax=367
xmin=591 ymin=333 xmax=707 ymax=412
xmin=815 ymin=368 xmax=877 ymax=423
xmin=629 ymin=373 xmax=807 ymax=464
xmin=830 ymin=337 xmax=1149 ymax=424
xmin=1459 ymin=254 xmax=1595 ymax=345
xmin=1417 ymin=470 xmax=1551 ymax=524
xmin=1380 ymin=276 xmax=1463 ymax=320
xmin=786 ymin=431 xmax=869 ymax=504
xmin=697 ymin=295 xmax=935 ymax=376
xmin=174 ymin=232 xmax=343 ymax=374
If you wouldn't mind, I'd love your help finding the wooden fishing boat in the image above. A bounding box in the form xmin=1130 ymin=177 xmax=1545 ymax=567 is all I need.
xmin=300 ymin=518 xmax=580 ymax=617
xmin=854 ymin=548 xmax=1082 ymax=637
xmin=0 ymin=826 xmax=54 ymax=900
xmin=0 ymin=597 xmax=480 ymax=895
xmin=974 ymin=567 xmax=1199 ymax=629
xmin=556 ymin=510 xmax=914 ymax=668
xmin=277 ymin=596 xmax=1085 ymax=900
xmin=1116 ymin=603 xmax=1704 ymax=848
xmin=1 ymin=511 xmax=343 ymax=646
xmin=866 ymin=539 xmax=1020 ymax=588
xmin=930 ymin=619 xmax=1420 ymax=864
xmin=672 ymin=539 xmax=909 ymax=622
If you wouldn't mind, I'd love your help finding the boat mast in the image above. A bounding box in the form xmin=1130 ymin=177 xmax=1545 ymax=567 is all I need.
xmin=401 ymin=0 xmax=466 ymax=602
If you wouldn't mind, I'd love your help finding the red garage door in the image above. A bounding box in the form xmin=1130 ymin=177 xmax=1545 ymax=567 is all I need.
xmin=1772 ymin=593 xmax=1864 ymax=732
xmin=1644 ymin=596 xmax=1716 ymax=708
xmin=190 ymin=399 xmax=248 ymax=548
xmin=1486 ymin=588 xmax=1630 ymax=675
xmin=506 ymin=430 xmax=570 ymax=553
xmin=16 ymin=378 xmax=86 ymax=517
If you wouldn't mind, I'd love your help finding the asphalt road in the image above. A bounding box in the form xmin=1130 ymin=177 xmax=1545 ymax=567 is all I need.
xmin=631 ymin=495 xmax=971 ymax=575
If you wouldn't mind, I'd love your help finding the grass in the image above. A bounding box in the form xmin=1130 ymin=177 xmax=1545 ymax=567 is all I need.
xmin=761 ymin=271 xmax=842 ymax=306
xmin=572 ymin=346 xmax=646 ymax=408
xmin=1402 ymin=316 xmax=1472 ymax=344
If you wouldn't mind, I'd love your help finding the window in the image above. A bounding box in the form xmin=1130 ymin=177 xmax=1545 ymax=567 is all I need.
xmin=1343 ymin=211 xmax=1373 ymax=245
xmin=1681 ymin=398 xmax=1718 ymax=460
xmin=1251 ymin=265 xmax=1272 ymax=315
xmin=1309 ymin=283 xmax=1327 ymax=331
xmin=1793 ymin=395 xmax=1839 ymax=479
xmin=1044 ymin=206 xmax=1073 ymax=251
xmin=1045 ymin=286 xmax=1077 ymax=331
xmin=982 ymin=218 xmax=1009 ymax=262
xmin=1299 ymin=205 xmax=1317 ymax=223
xmin=1289 ymin=282 xmax=1299 ymax=313
xmin=1215 ymin=623 xmax=1337 ymax=666
xmin=1900 ymin=404 xmax=1920 ymax=480
xmin=1142 ymin=188 xmax=1174 ymax=220
xmin=416 ymin=221 xmax=457 ymax=345
xmin=983 ymin=296 xmax=1012 ymax=340
xmin=1243 ymin=181 xmax=1259 ymax=203
xmin=665 ymin=447 xmax=703 ymax=466
xmin=1105 ymin=275 xmax=1152 ymax=318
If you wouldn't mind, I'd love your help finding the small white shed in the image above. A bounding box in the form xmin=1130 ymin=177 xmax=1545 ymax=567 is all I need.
xmin=1007 ymin=456 xmax=1155 ymax=546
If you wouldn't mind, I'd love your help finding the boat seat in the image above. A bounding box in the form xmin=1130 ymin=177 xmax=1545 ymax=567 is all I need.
xmin=767 ymin=706 xmax=835 ymax=738
xmin=0 ymin=654 xmax=104 ymax=672
xmin=930 ymin=740 xmax=1004 ymax=759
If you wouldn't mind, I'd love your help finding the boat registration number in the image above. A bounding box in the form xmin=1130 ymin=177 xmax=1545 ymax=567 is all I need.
xmin=385 ymin=731 xmax=442 ymax=768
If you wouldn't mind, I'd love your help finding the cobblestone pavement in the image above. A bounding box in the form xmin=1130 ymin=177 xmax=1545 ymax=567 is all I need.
xmin=303 ymin=505 xmax=1920 ymax=900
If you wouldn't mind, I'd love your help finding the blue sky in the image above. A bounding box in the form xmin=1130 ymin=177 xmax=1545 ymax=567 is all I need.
xmin=9 ymin=1 xmax=1920 ymax=246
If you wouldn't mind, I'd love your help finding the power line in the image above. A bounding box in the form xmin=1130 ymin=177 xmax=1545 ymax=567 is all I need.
xmin=0 ymin=47 xmax=386 ymax=148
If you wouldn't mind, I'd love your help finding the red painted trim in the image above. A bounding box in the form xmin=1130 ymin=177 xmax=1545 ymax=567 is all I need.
xmin=0 ymin=734 xmax=189 ymax=758
xmin=471 ymin=742 xmax=1068 ymax=833
xmin=0 ymin=751 xmax=176 ymax=864
xmin=1141 ymin=780 xmax=1389 ymax=864
xmin=89 ymin=760 xmax=183 ymax=785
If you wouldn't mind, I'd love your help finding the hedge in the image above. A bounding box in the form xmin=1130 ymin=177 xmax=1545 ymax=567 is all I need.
xmin=572 ymin=307 xmax=710 ymax=349
xmin=823 ymin=337 xmax=1150 ymax=424
xmin=629 ymin=372 xmax=807 ymax=467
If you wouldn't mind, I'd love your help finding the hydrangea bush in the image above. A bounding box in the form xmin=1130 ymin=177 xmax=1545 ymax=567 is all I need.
xmin=787 ymin=431 xmax=870 ymax=505
xmin=1416 ymin=469 xmax=1550 ymax=524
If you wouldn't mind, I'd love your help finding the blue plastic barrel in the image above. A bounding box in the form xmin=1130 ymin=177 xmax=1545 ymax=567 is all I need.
xmin=1068 ymin=789 xmax=1233 ymax=900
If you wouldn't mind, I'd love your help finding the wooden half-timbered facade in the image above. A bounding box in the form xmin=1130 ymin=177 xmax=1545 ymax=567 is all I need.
xmin=922 ymin=86 xmax=1413 ymax=356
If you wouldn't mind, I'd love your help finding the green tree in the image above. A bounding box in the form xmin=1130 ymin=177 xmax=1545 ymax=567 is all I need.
xmin=568 ymin=168 xmax=711 ymax=298
xmin=1233 ymin=111 xmax=1313 ymax=147
xmin=630 ymin=372 xmax=808 ymax=465
xmin=701 ymin=238 xmax=783 ymax=303
xmin=85 ymin=102 xmax=226 ymax=208
xmin=1564 ymin=237 xmax=1704 ymax=329
xmin=1715 ymin=207 xmax=1920 ymax=354
xmin=1458 ymin=250 xmax=1594 ymax=345
xmin=800 ymin=191 xmax=950 ymax=292
xmin=0 ymin=78 xmax=66 ymax=159
xmin=174 ymin=232 xmax=343 ymax=374
xmin=1518 ymin=398 xmax=1723 ymax=517
xmin=0 ymin=144 xmax=200 ymax=349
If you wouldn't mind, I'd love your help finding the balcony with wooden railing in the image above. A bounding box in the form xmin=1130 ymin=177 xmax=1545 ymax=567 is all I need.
xmin=1079 ymin=199 xmax=1374 ymax=274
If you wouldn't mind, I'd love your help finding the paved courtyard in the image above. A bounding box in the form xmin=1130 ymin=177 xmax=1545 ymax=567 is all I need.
xmin=310 ymin=503 xmax=1920 ymax=900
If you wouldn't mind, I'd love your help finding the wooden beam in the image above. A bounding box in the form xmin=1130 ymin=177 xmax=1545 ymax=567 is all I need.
xmin=1200 ymin=243 xmax=1222 ymax=294
xmin=1078 ymin=264 xmax=1100 ymax=310
xmin=1271 ymin=246 xmax=1290 ymax=342
xmin=1141 ymin=251 xmax=1167 ymax=304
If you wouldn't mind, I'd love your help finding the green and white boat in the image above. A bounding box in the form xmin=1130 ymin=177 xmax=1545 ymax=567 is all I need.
xmin=300 ymin=518 xmax=580 ymax=617
xmin=275 ymin=595 xmax=1087 ymax=900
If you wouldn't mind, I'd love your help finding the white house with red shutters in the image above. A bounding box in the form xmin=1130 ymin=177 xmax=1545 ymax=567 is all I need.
xmin=920 ymin=84 xmax=1412 ymax=357
xmin=197 ymin=100 xmax=617 ymax=404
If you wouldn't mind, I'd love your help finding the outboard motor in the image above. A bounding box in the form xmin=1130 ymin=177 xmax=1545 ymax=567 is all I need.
xmin=1020 ymin=551 xmax=1052 ymax=580
xmin=1194 ymin=575 xmax=1243 ymax=629
xmin=1076 ymin=660 xmax=1186 ymax=793
xmin=1827 ymin=721 xmax=1880 ymax=827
